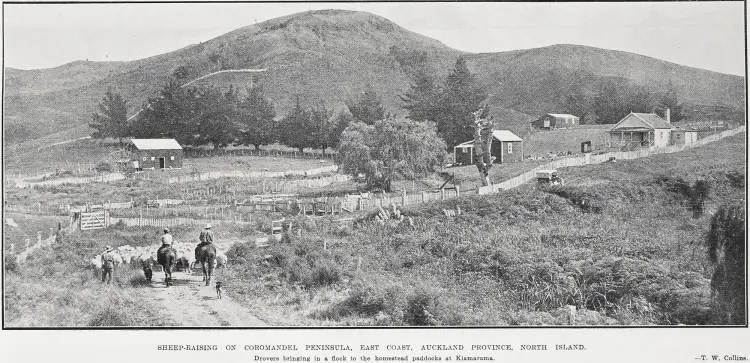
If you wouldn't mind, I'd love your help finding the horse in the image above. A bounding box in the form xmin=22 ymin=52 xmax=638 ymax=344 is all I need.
xmin=195 ymin=243 xmax=217 ymax=286
xmin=157 ymin=245 xmax=177 ymax=286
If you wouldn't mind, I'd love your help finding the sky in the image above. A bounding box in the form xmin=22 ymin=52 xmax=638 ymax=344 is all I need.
xmin=2 ymin=1 xmax=746 ymax=76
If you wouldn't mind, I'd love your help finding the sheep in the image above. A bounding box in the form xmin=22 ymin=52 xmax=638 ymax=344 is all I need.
xmin=216 ymin=253 xmax=228 ymax=268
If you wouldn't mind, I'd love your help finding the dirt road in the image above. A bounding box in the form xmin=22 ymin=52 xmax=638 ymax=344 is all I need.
xmin=148 ymin=270 xmax=267 ymax=327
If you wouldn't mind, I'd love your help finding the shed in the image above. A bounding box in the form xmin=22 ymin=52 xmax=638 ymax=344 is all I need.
xmin=608 ymin=112 xmax=673 ymax=149
xmin=453 ymin=130 xmax=523 ymax=165
xmin=531 ymin=114 xmax=580 ymax=130
xmin=129 ymin=139 xmax=183 ymax=170
xmin=671 ymin=127 xmax=699 ymax=146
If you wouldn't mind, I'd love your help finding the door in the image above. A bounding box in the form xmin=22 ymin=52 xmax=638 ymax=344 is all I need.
xmin=159 ymin=157 xmax=165 ymax=169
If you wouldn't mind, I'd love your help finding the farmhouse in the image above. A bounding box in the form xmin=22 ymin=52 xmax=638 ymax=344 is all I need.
xmin=128 ymin=139 xmax=183 ymax=170
xmin=607 ymin=112 xmax=674 ymax=149
xmin=531 ymin=114 xmax=580 ymax=130
xmin=453 ymin=130 xmax=523 ymax=165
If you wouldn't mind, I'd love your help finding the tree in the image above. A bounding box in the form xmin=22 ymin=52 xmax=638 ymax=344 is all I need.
xmin=434 ymin=57 xmax=487 ymax=148
xmin=237 ymin=86 xmax=276 ymax=150
xmin=90 ymin=89 xmax=129 ymax=143
xmin=336 ymin=118 xmax=446 ymax=192
xmin=707 ymin=204 xmax=746 ymax=325
xmin=656 ymin=81 xmax=685 ymax=122
xmin=129 ymin=78 xmax=196 ymax=144
xmin=278 ymin=96 xmax=316 ymax=153
xmin=400 ymin=67 xmax=440 ymax=123
xmin=191 ymin=87 xmax=240 ymax=149
xmin=346 ymin=84 xmax=387 ymax=125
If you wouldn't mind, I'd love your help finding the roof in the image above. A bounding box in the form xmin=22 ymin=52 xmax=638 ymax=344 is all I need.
xmin=130 ymin=139 xmax=183 ymax=150
xmin=611 ymin=113 xmax=673 ymax=131
xmin=492 ymin=130 xmax=523 ymax=142
xmin=546 ymin=113 xmax=579 ymax=119
xmin=454 ymin=130 xmax=523 ymax=148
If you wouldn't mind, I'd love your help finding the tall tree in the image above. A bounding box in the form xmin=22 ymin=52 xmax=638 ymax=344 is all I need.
xmin=90 ymin=89 xmax=129 ymax=143
xmin=336 ymin=118 xmax=446 ymax=192
xmin=400 ymin=68 xmax=440 ymax=123
xmin=346 ymin=84 xmax=387 ymax=125
xmin=656 ymin=81 xmax=685 ymax=122
xmin=237 ymin=86 xmax=276 ymax=150
xmin=278 ymin=96 xmax=315 ymax=153
xmin=434 ymin=57 xmax=488 ymax=148
xmin=129 ymin=78 xmax=196 ymax=144
xmin=192 ymin=87 xmax=240 ymax=149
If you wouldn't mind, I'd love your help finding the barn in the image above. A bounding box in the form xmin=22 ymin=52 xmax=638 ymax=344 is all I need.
xmin=531 ymin=113 xmax=580 ymax=130
xmin=453 ymin=130 xmax=524 ymax=165
xmin=608 ymin=112 xmax=673 ymax=149
xmin=128 ymin=139 xmax=183 ymax=170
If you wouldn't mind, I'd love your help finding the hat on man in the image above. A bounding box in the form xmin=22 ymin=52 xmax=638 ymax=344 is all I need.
xmin=104 ymin=246 xmax=113 ymax=252
xmin=205 ymin=224 xmax=212 ymax=229
xmin=163 ymin=227 xmax=170 ymax=233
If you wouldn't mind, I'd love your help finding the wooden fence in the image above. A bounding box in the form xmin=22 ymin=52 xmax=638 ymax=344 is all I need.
xmin=184 ymin=148 xmax=335 ymax=160
xmin=80 ymin=210 xmax=109 ymax=230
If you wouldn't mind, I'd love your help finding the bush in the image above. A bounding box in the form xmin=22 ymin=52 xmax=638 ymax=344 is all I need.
xmin=404 ymin=287 xmax=441 ymax=326
xmin=95 ymin=161 xmax=114 ymax=173
xmin=4 ymin=255 xmax=19 ymax=273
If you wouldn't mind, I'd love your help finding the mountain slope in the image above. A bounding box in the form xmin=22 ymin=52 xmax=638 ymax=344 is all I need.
xmin=3 ymin=10 xmax=745 ymax=145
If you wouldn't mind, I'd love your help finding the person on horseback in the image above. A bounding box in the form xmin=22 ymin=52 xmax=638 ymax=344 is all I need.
xmin=101 ymin=246 xmax=116 ymax=284
xmin=195 ymin=224 xmax=214 ymax=260
xmin=160 ymin=227 xmax=173 ymax=247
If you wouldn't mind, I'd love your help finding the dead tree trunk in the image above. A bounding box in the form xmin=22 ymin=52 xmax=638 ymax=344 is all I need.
xmin=472 ymin=107 xmax=494 ymax=187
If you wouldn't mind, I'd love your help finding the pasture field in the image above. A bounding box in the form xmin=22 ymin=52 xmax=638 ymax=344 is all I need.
xmin=3 ymin=213 xmax=67 ymax=250
xmin=3 ymin=132 xmax=744 ymax=326
xmin=522 ymin=125 xmax=610 ymax=156
xmin=210 ymin=133 xmax=745 ymax=325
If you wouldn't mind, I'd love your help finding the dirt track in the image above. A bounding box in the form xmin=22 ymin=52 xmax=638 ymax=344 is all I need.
xmin=147 ymin=270 xmax=267 ymax=327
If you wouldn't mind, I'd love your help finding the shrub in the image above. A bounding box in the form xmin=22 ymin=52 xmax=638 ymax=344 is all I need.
xmin=404 ymin=287 xmax=441 ymax=326
xmin=95 ymin=161 xmax=114 ymax=173
xmin=707 ymin=204 xmax=746 ymax=325
xmin=89 ymin=305 xmax=132 ymax=326
xmin=4 ymin=255 xmax=19 ymax=273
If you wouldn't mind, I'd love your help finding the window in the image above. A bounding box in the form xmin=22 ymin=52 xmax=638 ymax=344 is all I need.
xmin=142 ymin=157 xmax=147 ymax=161
xmin=507 ymin=143 xmax=513 ymax=154
xmin=170 ymin=156 xmax=175 ymax=161
xmin=151 ymin=157 xmax=155 ymax=161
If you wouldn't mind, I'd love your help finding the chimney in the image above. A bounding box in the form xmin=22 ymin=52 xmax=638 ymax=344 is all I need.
xmin=665 ymin=108 xmax=671 ymax=123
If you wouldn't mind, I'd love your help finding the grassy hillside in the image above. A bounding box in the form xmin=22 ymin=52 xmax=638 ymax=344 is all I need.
xmin=215 ymin=133 xmax=744 ymax=325
xmin=4 ymin=10 xmax=744 ymax=145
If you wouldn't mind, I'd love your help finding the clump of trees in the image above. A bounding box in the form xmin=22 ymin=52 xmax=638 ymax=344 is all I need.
xmin=336 ymin=118 xmax=446 ymax=192
xmin=90 ymin=74 xmax=351 ymax=153
xmin=400 ymin=56 xmax=487 ymax=148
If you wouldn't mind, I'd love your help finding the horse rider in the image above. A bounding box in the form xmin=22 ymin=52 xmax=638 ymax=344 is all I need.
xmin=195 ymin=224 xmax=214 ymax=260
xmin=101 ymin=246 xmax=116 ymax=284
xmin=161 ymin=227 xmax=173 ymax=247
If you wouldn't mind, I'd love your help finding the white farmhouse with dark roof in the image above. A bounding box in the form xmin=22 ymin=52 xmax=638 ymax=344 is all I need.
xmin=128 ymin=139 xmax=183 ymax=170
xmin=608 ymin=112 xmax=675 ymax=149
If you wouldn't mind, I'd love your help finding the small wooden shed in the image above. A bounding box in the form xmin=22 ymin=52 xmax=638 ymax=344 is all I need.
xmin=129 ymin=139 xmax=183 ymax=170
xmin=453 ymin=130 xmax=523 ymax=165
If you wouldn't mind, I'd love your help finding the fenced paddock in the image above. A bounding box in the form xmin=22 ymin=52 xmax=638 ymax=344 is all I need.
xmin=478 ymin=126 xmax=745 ymax=195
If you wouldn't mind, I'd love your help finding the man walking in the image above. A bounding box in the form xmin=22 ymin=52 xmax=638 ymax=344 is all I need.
xmin=101 ymin=246 xmax=116 ymax=284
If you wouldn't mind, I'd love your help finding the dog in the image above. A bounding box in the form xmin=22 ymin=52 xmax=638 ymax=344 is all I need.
xmin=215 ymin=281 xmax=223 ymax=299
xmin=143 ymin=264 xmax=153 ymax=283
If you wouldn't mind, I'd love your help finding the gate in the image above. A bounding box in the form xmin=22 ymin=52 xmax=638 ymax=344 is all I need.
xmin=80 ymin=210 xmax=109 ymax=230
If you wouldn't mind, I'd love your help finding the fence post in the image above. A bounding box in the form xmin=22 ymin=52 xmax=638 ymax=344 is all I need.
xmin=441 ymin=188 xmax=445 ymax=201
xmin=455 ymin=185 xmax=460 ymax=198
xmin=402 ymin=190 xmax=407 ymax=206
xmin=421 ymin=191 xmax=426 ymax=203
xmin=358 ymin=198 xmax=363 ymax=211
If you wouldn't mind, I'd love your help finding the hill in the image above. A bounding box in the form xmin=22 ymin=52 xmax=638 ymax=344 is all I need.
xmin=3 ymin=10 xmax=745 ymax=145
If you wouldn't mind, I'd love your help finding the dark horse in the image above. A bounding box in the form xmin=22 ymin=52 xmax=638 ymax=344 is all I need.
xmin=157 ymin=245 xmax=177 ymax=286
xmin=195 ymin=243 xmax=216 ymax=286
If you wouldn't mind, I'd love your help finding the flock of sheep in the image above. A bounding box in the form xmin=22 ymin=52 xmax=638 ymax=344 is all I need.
xmin=89 ymin=242 xmax=230 ymax=278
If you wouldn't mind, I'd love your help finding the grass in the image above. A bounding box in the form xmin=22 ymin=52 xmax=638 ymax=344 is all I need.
xmin=522 ymin=125 xmax=611 ymax=157
xmin=213 ymin=132 xmax=744 ymax=326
